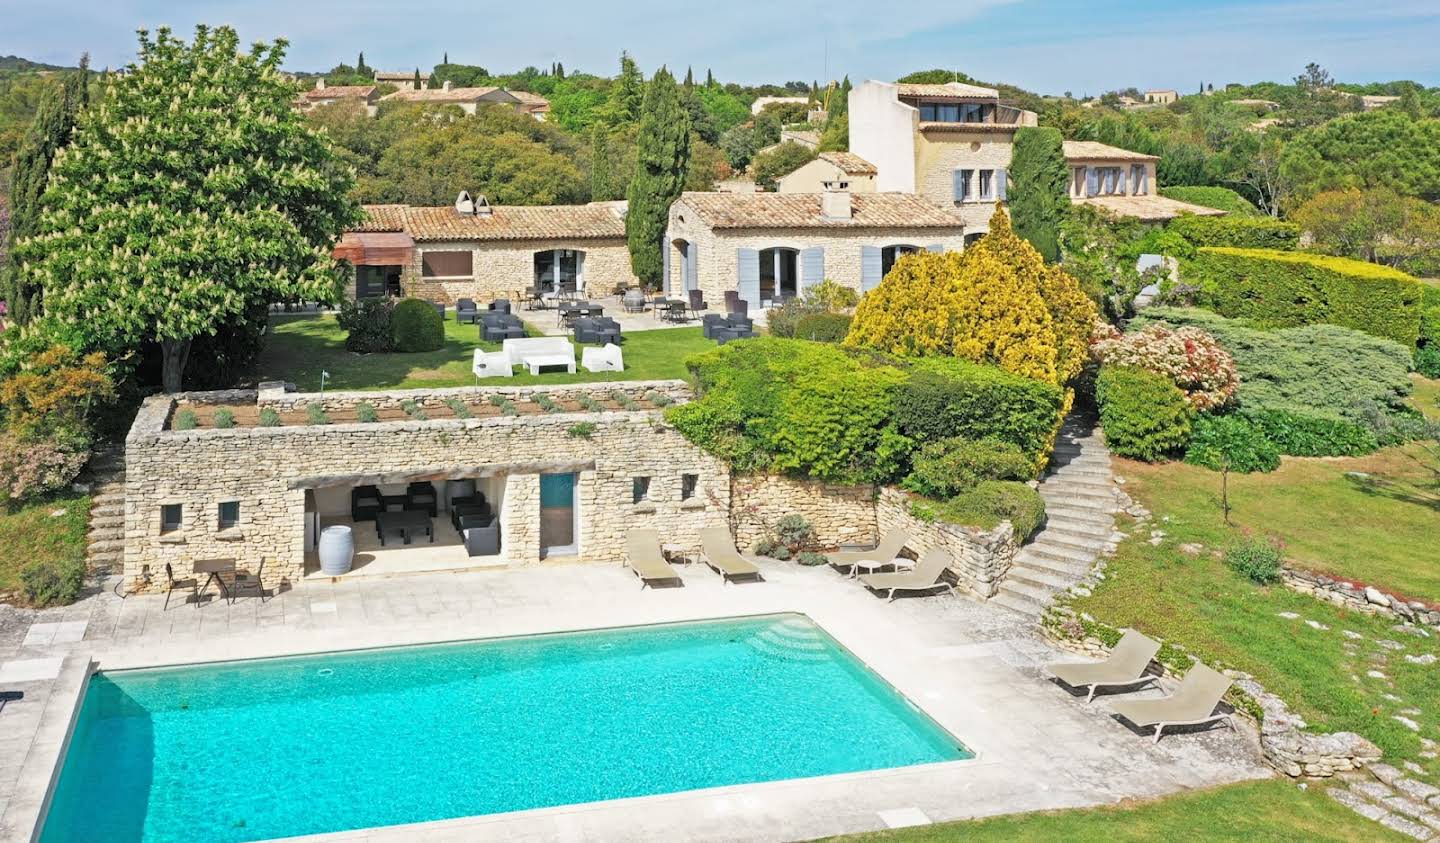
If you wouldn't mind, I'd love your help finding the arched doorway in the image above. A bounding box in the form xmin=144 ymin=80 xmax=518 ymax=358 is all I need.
xmin=534 ymin=249 xmax=586 ymax=296
xmin=963 ymin=231 xmax=987 ymax=249
xmin=881 ymin=244 xmax=921 ymax=277
xmin=758 ymin=247 xmax=799 ymax=305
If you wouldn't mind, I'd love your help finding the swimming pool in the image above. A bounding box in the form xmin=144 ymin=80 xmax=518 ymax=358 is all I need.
xmin=41 ymin=614 xmax=970 ymax=842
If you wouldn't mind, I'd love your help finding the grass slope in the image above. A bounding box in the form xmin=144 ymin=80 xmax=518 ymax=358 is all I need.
xmin=253 ymin=313 xmax=713 ymax=391
xmin=0 ymin=493 xmax=89 ymax=597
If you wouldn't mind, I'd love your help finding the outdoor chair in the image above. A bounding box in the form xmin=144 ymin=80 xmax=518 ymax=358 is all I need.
xmin=407 ymin=482 xmax=438 ymax=516
xmin=731 ymin=298 xmax=749 ymax=317
xmin=827 ymin=529 xmax=911 ymax=573
xmin=688 ymin=289 xmax=707 ymax=318
xmin=1110 ymin=662 xmax=1235 ymax=743
xmin=461 ymin=516 xmax=501 ymax=557
xmin=574 ymin=316 xmax=621 ymax=345
xmin=230 ymin=558 xmax=267 ymax=604
xmin=858 ymin=548 xmax=957 ymax=601
xmin=451 ymin=501 xmax=494 ymax=531
xmin=1048 ymin=630 xmax=1162 ymax=702
xmin=698 ymin=527 xmax=763 ymax=584
xmin=473 ymin=349 xmax=513 ymax=380
xmin=351 ymin=485 xmax=382 ymax=522
xmin=701 ymin=313 xmax=728 ymax=339
xmin=724 ymin=290 xmax=740 ymax=312
xmin=455 ymin=298 xmax=479 ymax=324
xmin=481 ymin=313 xmax=525 ymax=342
xmin=489 ymin=298 xmax=512 ymax=314
xmin=430 ymin=301 xmax=446 ymax=320
xmin=163 ymin=563 xmax=199 ymax=611
xmin=581 ymin=343 xmax=624 ymax=373
xmin=625 ymin=528 xmax=683 ymax=589
xmin=713 ymin=315 xmax=755 ymax=344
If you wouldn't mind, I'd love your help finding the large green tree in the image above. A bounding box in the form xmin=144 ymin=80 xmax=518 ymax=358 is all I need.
xmin=600 ymin=51 xmax=644 ymax=127
xmin=1279 ymin=109 xmax=1440 ymax=205
xmin=15 ymin=26 xmax=360 ymax=392
xmin=1 ymin=56 xmax=87 ymax=325
xmin=750 ymin=141 xmax=815 ymax=191
xmin=1008 ymin=126 xmax=1068 ymax=263
xmin=625 ymin=67 xmax=689 ymax=288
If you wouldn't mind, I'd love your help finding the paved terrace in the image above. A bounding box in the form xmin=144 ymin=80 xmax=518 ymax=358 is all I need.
xmin=0 ymin=559 xmax=1268 ymax=843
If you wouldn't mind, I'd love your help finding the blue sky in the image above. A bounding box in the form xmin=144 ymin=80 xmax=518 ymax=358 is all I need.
xmin=4 ymin=0 xmax=1438 ymax=93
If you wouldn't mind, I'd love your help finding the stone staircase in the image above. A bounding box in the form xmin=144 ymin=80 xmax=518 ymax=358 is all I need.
xmin=84 ymin=447 xmax=126 ymax=575
xmin=992 ymin=416 xmax=1121 ymax=617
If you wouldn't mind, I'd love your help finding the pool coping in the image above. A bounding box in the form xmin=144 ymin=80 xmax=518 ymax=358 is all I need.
xmin=6 ymin=656 xmax=92 ymax=843
xmin=32 ymin=604 xmax=1006 ymax=842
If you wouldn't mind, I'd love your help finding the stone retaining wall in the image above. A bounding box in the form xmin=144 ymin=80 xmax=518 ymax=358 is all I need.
xmin=729 ymin=474 xmax=877 ymax=552
xmin=876 ymin=487 xmax=1017 ymax=598
xmin=239 ymin=380 xmax=692 ymax=414
xmin=1283 ymin=569 xmax=1440 ymax=630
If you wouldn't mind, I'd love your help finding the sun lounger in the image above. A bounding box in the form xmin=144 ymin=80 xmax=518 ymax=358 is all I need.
xmin=1048 ymin=630 xmax=1161 ymax=702
xmin=859 ymin=548 xmax=955 ymax=601
xmin=1110 ymin=662 xmax=1235 ymax=743
xmin=826 ymin=529 xmax=910 ymax=573
xmin=625 ymin=529 xmax=682 ymax=589
xmin=698 ymin=527 xmax=763 ymax=584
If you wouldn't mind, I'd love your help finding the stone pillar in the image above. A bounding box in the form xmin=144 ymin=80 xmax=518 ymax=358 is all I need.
xmin=501 ymin=473 xmax=541 ymax=565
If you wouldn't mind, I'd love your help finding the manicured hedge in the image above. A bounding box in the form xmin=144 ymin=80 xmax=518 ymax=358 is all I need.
xmin=793 ymin=312 xmax=852 ymax=343
xmin=1240 ymin=409 xmax=1377 ymax=457
xmin=390 ymin=297 xmax=445 ymax=353
xmin=1184 ymin=414 xmax=1281 ymax=473
xmin=1096 ymin=365 xmax=1193 ymax=462
xmin=1417 ymin=285 xmax=1440 ymax=378
xmin=1167 ymin=216 xmax=1299 ymax=250
xmin=1159 ymin=186 xmax=1261 ymax=217
xmin=1182 ymin=247 xmax=1423 ymax=347
xmin=893 ymin=357 xmax=1065 ymax=463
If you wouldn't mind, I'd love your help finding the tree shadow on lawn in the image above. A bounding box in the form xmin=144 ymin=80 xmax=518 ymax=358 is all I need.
xmin=1343 ymin=447 xmax=1440 ymax=512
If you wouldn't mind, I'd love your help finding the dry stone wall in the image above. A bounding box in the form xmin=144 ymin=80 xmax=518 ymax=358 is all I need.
xmin=876 ymin=487 xmax=1017 ymax=597
xmin=729 ymin=474 xmax=878 ymax=552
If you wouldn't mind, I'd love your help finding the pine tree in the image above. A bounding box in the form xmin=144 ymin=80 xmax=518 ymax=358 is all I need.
xmin=1 ymin=55 xmax=88 ymax=325
xmin=603 ymin=51 xmax=645 ymax=126
xmin=626 ymin=67 xmax=690 ymax=288
xmin=1007 ymin=126 xmax=1069 ymax=263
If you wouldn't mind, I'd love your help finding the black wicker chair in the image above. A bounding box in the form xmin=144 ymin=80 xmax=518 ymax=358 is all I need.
xmin=455 ymin=298 xmax=479 ymax=324
xmin=351 ymin=485 xmax=382 ymax=522
xmin=406 ymin=482 xmax=438 ymax=516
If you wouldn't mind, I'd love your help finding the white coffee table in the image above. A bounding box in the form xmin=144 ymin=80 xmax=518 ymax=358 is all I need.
xmin=850 ymin=557 xmax=916 ymax=579
xmin=524 ymin=354 xmax=576 ymax=375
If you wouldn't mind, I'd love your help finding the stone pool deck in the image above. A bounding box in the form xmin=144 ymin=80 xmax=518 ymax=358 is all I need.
xmin=0 ymin=558 xmax=1268 ymax=843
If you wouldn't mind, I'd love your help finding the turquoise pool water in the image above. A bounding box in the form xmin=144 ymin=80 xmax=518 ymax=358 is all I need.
xmin=41 ymin=614 xmax=970 ymax=842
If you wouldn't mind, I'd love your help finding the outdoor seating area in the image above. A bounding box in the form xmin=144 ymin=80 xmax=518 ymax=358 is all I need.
xmin=702 ymin=312 xmax=757 ymax=344
xmin=573 ymin=316 xmax=622 ymax=345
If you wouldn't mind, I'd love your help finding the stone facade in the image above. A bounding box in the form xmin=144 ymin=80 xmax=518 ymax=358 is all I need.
xmin=875 ymin=487 xmax=1018 ymax=598
xmin=914 ymin=131 xmax=1016 ymax=234
xmin=124 ymin=381 xmax=727 ymax=593
xmin=729 ymin=474 xmax=878 ymax=552
xmin=403 ymin=238 xmax=638 ymax=305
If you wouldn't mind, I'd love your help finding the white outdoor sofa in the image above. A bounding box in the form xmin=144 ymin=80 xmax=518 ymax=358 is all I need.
xmin=581 ymin=343 xmax=624 ymax=373
xmin=502 ymin=337 xmax=575 ymax=372
xmin=472 ymin=349 xmax=513 ymax=380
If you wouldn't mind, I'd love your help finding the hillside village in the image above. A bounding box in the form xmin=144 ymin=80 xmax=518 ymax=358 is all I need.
xmin=0 ymin=28 xmax=1438 ymax=843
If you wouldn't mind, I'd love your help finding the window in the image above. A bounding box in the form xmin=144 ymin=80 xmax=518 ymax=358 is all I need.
xmin=936 ymin=103 xmax=959 ymax=122
xmin=421 ymin=250 xmax=473 ymax=279
xmin=978 ymin=169 xmax=994 ymax=200
xmin=632 ymin=477 xmax=651 ymax=504
xmin=955 ymin=169 xmax=973 ymax=203
xmin=881 ymin=245 xmax=921 ymax=276
xmin=218 ymin=501 xmax=240 ymax=530
xmin=161 ymin=504 xmax=183 ymax=534
xmin=918 ymin=103 xmax=937 ymax=121
xmin=681 ymin=474 xmax=698 ymax=501
xmin=1130 ymin=164 xmax=1149 ymax=196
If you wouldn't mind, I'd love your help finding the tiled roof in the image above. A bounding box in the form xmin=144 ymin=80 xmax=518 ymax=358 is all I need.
xmin=303 ymin=85 xmax=375 ymax=100
xmin=383 ymin=87 xmax=519 ymax=104
xmin=675 ymin=192 xmax=964 ymax=230
xmin=509 ymin=91 xmax=551 ymax=110
xmin=895 ymin=81 xmax=998 ymax=100
xmin=398 ymin=204 xmax=626 ymax=242
xmin=818 ymin=151 xmax=877 ymax=176
xmin=1075 ymin=195 xmax=1226 ymax=222
xmin=375 ymin=71 xmax=429 ymax=81
xmin=355 ymin=205 xmax=408 ymax=232
xmin=1063 ymin=140 xmax=1159 ymax=162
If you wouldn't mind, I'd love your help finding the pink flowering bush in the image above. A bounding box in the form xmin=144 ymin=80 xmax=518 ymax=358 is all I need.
xmin=1091 ymin=322 xmax=1239 ymax=412
xmin=0 ymin=432 xmax=88 ymax=505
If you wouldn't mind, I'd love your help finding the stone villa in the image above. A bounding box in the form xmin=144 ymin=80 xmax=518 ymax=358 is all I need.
xmin=297 ymin=80 xmax=380 ymax=115
xmin=1063 ymin=140 xmax=1225 ymax=222
xmin=776 ymin=151 xmax=878 ymax=194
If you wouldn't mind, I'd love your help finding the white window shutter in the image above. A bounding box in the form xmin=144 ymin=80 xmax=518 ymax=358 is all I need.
xmin=996 ymin=169 xmax=1008 ymax=201
xmin=926 ymin=243 xmax=944 ymax=253
xmin=736 ymin=248 xmax=760 ymax=308
xmin=800 ymin=247 xmax=824 ymax=294
xmin=685 ymin=242 xmax=699 ymax=292
xmin=861 ymin=246 xmax=882 ymax=291
xmin=952 ymin=170 xmax=965 ymax=203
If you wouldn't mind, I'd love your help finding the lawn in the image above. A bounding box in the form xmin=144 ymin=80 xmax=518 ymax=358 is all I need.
xmin=252 ymin=313 xmax=715 ymax=391
xmin=1411 ymin=374 xmax=1440 ymax=421
xmin=0 ymin=493 xmax=90 ymax=599
xmin=824 ymin=779 xmax=1404 ymax=842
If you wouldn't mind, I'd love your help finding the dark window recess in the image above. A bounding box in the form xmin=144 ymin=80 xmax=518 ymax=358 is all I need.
xmin=421 ymin=250 xmax=474 ymax=278
xmin=161 ymin=504 xmax=183 ymax=533
xmin=681 ymin=474 xmax=699 ymax=501
xmin=218 ymin=501 xmax=240 ymax=530
xmin=632 ymin=477 xmax=651 ymax=504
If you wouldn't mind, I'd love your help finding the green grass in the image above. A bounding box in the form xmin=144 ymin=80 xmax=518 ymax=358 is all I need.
xmin=822 ymin=779 xmax=1405 ymax=842
xmin=1410 ymin=374 xmax=1440 ymax=421
xmin=253 ymin=313 xmax=714 ymax=391
xmin=1072 ymin=451 xmax=1440 ymax=774
xmin=0 ymin=493 xmax=90 ymax=597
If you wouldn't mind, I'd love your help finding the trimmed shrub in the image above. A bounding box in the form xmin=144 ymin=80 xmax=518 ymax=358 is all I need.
xmin=0 ymin=432 xmax=89 ymax=505
xmin=903 ymin=437 xmax=1033 ymax=499
xmin=1225 ymin=537 xmax=1283 ymax=585
xmin=1167 ymin=215 xmax=1299 ymax=250
xmin=1184 ymin=414 xmax=1281 ymax=473
xmin=355 ymin=402 xmax=379 ymax=423
xmin=754 ymin=514 xmax=817 ymax=560
xmin=893 ymin=357 xmax=1065 ymax=463
xmin=1241 ymin=409 xmax=1377 ymax=457
xmin=337 ymin=297 xmax=395 ymax=353
xmin=1417 ymin=286 xmax=1440 ymax=378
xmin=1091 ymin=322 xmax=1239 ymax=412
xmin=390 ymin=297 xmax=445 ymax=353
xmin=1159 ymin=186 xmax=1261 ymax=217
xmin=19 ymin=554 xmax=86 ymax=608
xmin=258 ymin=407 xmax=281 ymax=427
xmin=212 ymin=408 xmax=236 ymax=429
xmin=1130 ymin=308 xmax=1415 ymax=423
xmin=305 ymin=403 xmax=330 ymax=425
xmin=1096 ymin=366 xmax=1193 ymax=462
xmin=806 ymin=279 xmax=859 ymax=310
xmin=172 ymin=409 xmax=198 ymax=430
xmin=939 ymin=480 xmax=1046 ymax=541
xmin=793 ymin=312 xmax=852 ymax=343
xmin=1180 ymin=247 xmax=1423 ymax=347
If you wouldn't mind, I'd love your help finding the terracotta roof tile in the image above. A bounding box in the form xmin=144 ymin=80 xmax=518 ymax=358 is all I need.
xmin=895 ymin=81 xmax=998 ymax=99
xmin=383 ymin=87 xmax=520 ymax=104
xmin=1076 ymin=195 xmax=1226 ymax=222
xmin=303 ymin=85 xmax=376 ymax=100
xmin=355 ymin=205 xmax=408 ymax=232
xmin=1063 ymin=140 xmax=1159 ymax=162
xmin=818 ymin=152 xmax=877 ymax=176
xmin=675 ymin=192 xmax=964 ymax=230
xmin=509 ymin=91 xmax=551 ymax=110
xmin=399 ymin=204 xmax=627 ymax=242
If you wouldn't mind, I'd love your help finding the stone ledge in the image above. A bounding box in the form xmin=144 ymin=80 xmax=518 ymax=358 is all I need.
xmin=1284 ymin=569 xmax=1440 ymax=630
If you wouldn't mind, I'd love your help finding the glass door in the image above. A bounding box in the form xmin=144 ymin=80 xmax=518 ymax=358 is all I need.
xmin=539 ymin=473 xmax=577 ymax=557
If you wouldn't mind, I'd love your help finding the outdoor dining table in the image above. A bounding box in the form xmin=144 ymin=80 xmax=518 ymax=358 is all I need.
xmin=192 ymin=558 xmax=234 ymax=603
xmin=657 ymin=300 xmax=688 ymax=322
xmin=375 ymin=510 xmax=434 ymax=546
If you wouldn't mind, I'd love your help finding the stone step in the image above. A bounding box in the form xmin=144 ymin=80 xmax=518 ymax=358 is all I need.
xmin=1042 ymin=476 xmax=1115 ymax=495
xmin=1029 ymin=530 xmax=1109 ymax=554
xmin=1039 ymin=518 xmax=1115 ymax=540
xmin=90 ymin=504 xmax=124 ymax=519
xmin=1005 ymin=564 xmax=1081 ymax=591
xmin=1020 ymin=542 xmax=1095 ymax=565
xmin=87 ymin=538 xmax=124 ymax=554
xmin=989 ymin=591 xmax=1045 ymax=616
xmin=1049 ymin=455 xmax=1112 ymax=469
xmin=88 ymin=515 xmax=125 ymax=530
xmin=91 ymin=492 xmax=125 ymax=507
xmin=1042 ymin=482 xmax=1117 ymax=501
xmin=1043 ymin=503 xmax=1117 ymax=524
xmin=1014 ymin=553 xmax=1092 ymax=579
xmin=1047 ymin=463 xmax=1113 ymax=479
xmin=995 ymin=578 xmax=1053 ymax=607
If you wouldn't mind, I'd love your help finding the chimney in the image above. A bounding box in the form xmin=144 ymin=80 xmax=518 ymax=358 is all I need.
xmin=473 ymin=195 xmax=493 ymax=218
xmin=820 ymin=180 xmax=852 ymax=220
xmin=443 ymin=80 xmax=453 ymax=91
xmin=455 ymin=190 xmax=475 ymax=216
xmin=315 ymin=78 xmax=326 ymax=90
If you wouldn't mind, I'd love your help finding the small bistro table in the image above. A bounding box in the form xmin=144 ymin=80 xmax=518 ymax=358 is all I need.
xmin=192 ymin=558 xmax=235 ymax=603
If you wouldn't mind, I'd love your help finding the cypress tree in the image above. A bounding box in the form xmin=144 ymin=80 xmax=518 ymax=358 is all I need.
xmin=2 ymin=55 xmax=88 ymax=325
xmin=590 ymin=126 xmax=616 ymax=201
xmin=1007 ymin=126 xmax=1069 ymax=263
xmin=443 ymin=51 xmax=449 ymax=65
xmin=555 ymin=62 xmax=565 ymax=79
xmin=684 ymin=66 xmax=694 ymax=88
xmin=705 ymin=68 xmax=714 ymax=88
xmin=413 ymin=68 xmax=422 ymax=89
xmin=626 ymin=67 xmax=690 ymax=288
xmin=357 ymin=52 xmax=368 ymax=75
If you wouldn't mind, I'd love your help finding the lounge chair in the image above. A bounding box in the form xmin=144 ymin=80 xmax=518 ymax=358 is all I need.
xmin=1048 ymin=630 xmax=1161 ymax=702
xmin=455 ymin=298 xmax=479 ymax=324
xmin=827 ymin=529 xmax=910 ymax=574
xmin=1110 ymin=662 xmax=1235 ymax=743
xmin=625 ymin=529 xmax=683 ymax=589
xmin=698 ymin=527 xmax=763 ymax=584
xmin=858 ymin=548 xmax=956 ymax=601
